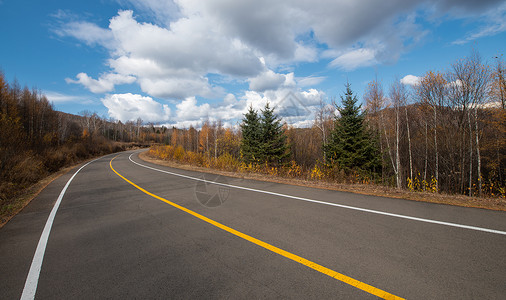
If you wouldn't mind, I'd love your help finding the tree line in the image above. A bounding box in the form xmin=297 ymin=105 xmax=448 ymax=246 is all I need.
xmin=360 ymin=51 xmax=505 ymax=196
xmin=152 ymin=51 xmax=505 ymax=198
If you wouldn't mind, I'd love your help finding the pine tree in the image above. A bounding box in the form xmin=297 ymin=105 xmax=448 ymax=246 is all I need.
xmin=260 ymin=102 xmax=290 ymax=166
xmin=240 ymin=105 xmax=262 ymax=164
xmin=324 ymin=83 xmax=381 ymax=174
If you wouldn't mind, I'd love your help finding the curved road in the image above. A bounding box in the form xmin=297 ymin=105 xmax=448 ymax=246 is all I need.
xmin=1 ymin=150 xmax=505 ymax=299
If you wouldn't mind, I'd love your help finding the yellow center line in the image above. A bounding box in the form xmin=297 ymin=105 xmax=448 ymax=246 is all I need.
xmin=110 ymin=156 xmax=404 ymax=300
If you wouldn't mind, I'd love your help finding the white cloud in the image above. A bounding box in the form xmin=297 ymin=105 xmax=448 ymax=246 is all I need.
xmin=329 ymin=48 xmax=377 ymax=71
xmin=164 ymin=85 xmax=326 ymax=128
xmin=175 ymin=97 xmax=211 ymax=121
xmin=301 ymin=89 xmax=326 ymax=106
xmin=52 ymin=10 xmax=115 ymax=49
xmin=57 ymin=1 xmax=430 ymax=99
xmin=107 ymin=9 xmax=263 ymax=98
xmin=223 ymin=93 xmax=237 ymax=105
xmin=400 ymin=74 xmax=421 ymax=86
xmin=44 ymin=91 xmax=81 ymax=103
xmin=171 ymin=95 xmax=247 ymax=126
xmin=66 ymin=72 xmax=136 ymax=93
xmin=238 ymin=86 xmax=326 ymax=126
xmin=297 ymin=76 xmax=326 ymax=87
xmin=249 ymin=70 xmax=289 ymax=92
xmin=101 ymin=93 xmax=170 ymax=122
xmin=452 ymin=3 xmax=506 ymax=45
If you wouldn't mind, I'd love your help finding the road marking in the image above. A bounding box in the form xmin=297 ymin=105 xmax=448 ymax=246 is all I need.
xmin=110 ymin=156 xmax=403 ymax=299
xmin=21 ymin=158 xmax=100 ymax=300
xmin=129 ymin=153 xmax=506 ymax=236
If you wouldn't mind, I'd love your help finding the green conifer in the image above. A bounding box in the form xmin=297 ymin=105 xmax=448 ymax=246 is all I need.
xmin=240 ymin=105 xmax=262 ymax=164
xmin=324 ymin=84 xmax=381 ymax=174
xmin=260 ymin=102 xmax=290 ymax=166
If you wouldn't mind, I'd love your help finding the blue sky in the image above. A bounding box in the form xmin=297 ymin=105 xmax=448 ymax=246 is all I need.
xmin=1 ymin=0 xmax=505 ymax=127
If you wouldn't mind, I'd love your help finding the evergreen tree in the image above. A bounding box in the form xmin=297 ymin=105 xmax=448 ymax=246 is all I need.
xmin=240 ymin=105 xmax=262 ymax=164
xmin=323 ymin=84 xmax=381 ymax=174
xmin=260 ymin=102 xmax=290 ymax=166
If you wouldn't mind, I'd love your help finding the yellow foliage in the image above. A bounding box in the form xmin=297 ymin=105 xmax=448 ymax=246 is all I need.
xmin=287 ymin=161 xmax=302 ymax=178
xmin=174 ymin=145 xmax=185 ymax=161
xmin=82 ymin=128 xmax=89 ymax=139
xmin=310 ymin=165 xmax=323 ymax=180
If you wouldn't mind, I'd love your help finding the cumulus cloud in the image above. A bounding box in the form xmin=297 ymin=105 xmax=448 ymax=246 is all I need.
xmin=108 ymin=9 xmax=262 ymax=98
xmin=165 ymin=86 xmax=326 ymax=128
xmin=59 ymin=1 xmax=506 ymax=89
xmin=238 ymin=87 xmax=326 ymax=126
xmin=101 ymin=93 xmax=170 ymax=122
xmin=400 ymin=75 xmax=421 ymax=86
xmin=249 ymin=70 xmax=290 ymax=92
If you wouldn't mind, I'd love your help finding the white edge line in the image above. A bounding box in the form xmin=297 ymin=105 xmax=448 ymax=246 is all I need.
xmin=128 ymin=153 xmax=506 ymax=236
xmin=21 ymin=157 xmax=102 ymax=300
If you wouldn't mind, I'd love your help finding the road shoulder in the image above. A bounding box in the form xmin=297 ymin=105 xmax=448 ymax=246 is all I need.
xmin=138 ymin=150 xmax=506 ymax=211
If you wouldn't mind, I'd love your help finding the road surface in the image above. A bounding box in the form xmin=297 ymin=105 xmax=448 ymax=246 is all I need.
xmin=1 ymin=150 xmax=505 ymax=299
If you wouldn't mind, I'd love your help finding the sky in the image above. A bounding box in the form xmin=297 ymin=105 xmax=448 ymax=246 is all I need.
xmin=1 ymin=0 xmax=505 ymax=128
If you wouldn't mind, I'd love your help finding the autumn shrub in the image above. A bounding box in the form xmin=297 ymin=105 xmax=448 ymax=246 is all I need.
xmin=214 ymin=153 xmax=240 ymax=171
xmin=310 ymin=165 xmax=324 ymax=180
xmin=174 ymin=145 xmax=185 ymax=161
xmin=286 ymin=161 xmax=303 ymax=178
xmin=44 ymin=149 xmax=69 ymax=173
xmin=71 ymin=143 xmax=88 ymax=159
xmin=186 ymin=151 xmax=205 ymax=167
xmin=482 ymin=179 xmax=506 ymax=198
xmin=148 ymin=146 xmax=380 ymax=187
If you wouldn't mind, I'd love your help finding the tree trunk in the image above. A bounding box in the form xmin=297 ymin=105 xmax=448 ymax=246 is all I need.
xmin=468 ymin=110 xmax=473 ymax=196
xmin=433 ymin=107 xmax=439 ymax=192
xmin=395 ymin=105 xmax=400 ymax=189
xmin=382 ymin=111 xmax=397 ymax=181
xmin=405 ymin=106 xmax=413 ymax=184
xmin=214 ymin=128 xmax=218 ymax=159
xmin=424 ymin=121 xmax=428 ymax=191
xmin=474 ymin=108 xmax=482 ymax=196
xmin=460 ymin=118 xmax=466 ymax=194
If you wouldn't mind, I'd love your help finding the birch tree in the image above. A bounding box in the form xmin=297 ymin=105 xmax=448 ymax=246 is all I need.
xmin=416 ymin=71 xmax=447 ymax=192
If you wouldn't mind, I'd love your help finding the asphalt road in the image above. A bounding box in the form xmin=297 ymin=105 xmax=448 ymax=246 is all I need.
xmin=1 ymin=150 xmax=505 ymax=299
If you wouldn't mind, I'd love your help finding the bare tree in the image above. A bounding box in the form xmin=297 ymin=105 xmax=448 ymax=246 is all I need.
xmin=314 ymin=98 xmax=333 ymax=161
xmin=389 ymin=78 xmax=411 ymax=189
xmin=416 ymin=71 xmax=447 ymax=192
xmin=448 ymin=50 xmax=490 ymax=195
xmin=490 ymin=55 xmax=506 ymax=109
xmin=364 ymin=79 xmax=386 ymax=181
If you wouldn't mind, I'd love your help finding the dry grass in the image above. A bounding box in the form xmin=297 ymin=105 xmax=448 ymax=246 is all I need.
xmin=0 ymin=164 xmax=77 ymax=228
xmin=140 ymin=151 xmax=506 ymax=212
